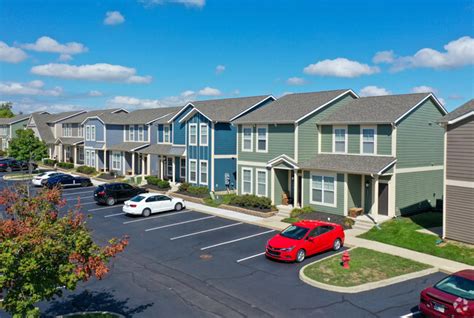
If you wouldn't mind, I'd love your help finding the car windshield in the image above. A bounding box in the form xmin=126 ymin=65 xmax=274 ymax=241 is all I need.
xmin=280 ymin=225 xmax=309 ymax=240
xmin=435 ymin=275 xmax=474 ymax=300
xmin=130 ymin=195 xmax=146 ymax=202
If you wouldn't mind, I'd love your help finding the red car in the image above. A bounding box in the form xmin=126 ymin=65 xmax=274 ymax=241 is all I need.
xmin=420 ymin=269 xmax=474 ymax=317
xmin=265 ymin=220 xmax=345 ymax=263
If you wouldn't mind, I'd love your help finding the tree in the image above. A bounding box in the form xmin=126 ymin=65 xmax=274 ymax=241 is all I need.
xmin=0 ymin=102 xmax=15 ymax=118
xmin=0 ymin=185 xmax=128 ymax=317
xmin=8 ymin=129 xmax=48 ymax=165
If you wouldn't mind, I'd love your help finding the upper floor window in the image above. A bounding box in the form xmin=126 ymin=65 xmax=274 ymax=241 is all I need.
xmin=362 ymin=127 xmax=376 ymax=154
xmin=137 ymin=125 xmax=144 ymax=142
xmin=256 ymin=126 xmax=267 ymax=152
xmin=163 ymin=125 xmax=171 ymax=143
xmin=85 ymin=125 xmax=91 ymax=140
xmin=242 ymin=126 xmax=253 ymax=152
xmin=189 ymin=124 xmax=197 ymax=146
xmin=129 ymin=125 xmax=135 ymax=141
xmin=78 ymin=126 xmax=83 ymax=137
xmin=63 ymin=124 xmax=72 ymax=137
xmin=199 ymin=123 xmax=208 ymax=146
xmin=91 ymin=125 xmax=96 ymax=141
xmin=0 ymin=126 xmax=8 ymax=136
xmin=333 ymin=127 xmax=346 ymax=153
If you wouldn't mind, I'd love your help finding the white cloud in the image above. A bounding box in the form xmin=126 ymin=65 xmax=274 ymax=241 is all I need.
xmin=215 ymin=64 xmax=225 ymax=74
xmin=58 ymin=54 xmax=73 ymax=62
xmin=13 ymin=101 xmax=79 ymax=114
xmin=303 ymin=58 xmax=380 ymax=78
xmin=107 ymin=90 xmax=196 ymax=109
xmin=0 ymin=41 xmax=28 ymax=63
xmin=232 ymin=89 xmax=240 ymax=95
xmin=30 ymin=63 xmax=152 ymax=84
xmin=359 ymin=85 xmax=391 ymax=97
xmin=0 ymin=80 xmax=62 ymax=96
xmin=390 ymin=36 xmax=474 ymax=71
xmin=138 ymin=0 xmax=205 ymax=8
xmin=104 ymin=11 xmax=125 ymax=25
xmin=198 ymin=86 xmax=221 ymax=96
xmin=22 ymin=36 xmax=88 ymax=56
xmin=286 ymin=77 xmax=306 ymax=86
xmin=373 ymin=50 xmax=395 ymax=64
xmin=411 ymin=85 xmax=437 ymax=94
xmin=88 ymin=90 xmax=103 ymax=96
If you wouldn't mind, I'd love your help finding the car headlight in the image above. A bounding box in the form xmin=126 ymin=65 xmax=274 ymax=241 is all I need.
xmin=280 ymin=246 xmax=295 ymax=252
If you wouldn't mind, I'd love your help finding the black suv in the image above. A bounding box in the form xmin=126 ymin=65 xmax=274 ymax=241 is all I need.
xmin=0 ymin=158 xmax=37 ymax=172
xmin=94 ymin=183 xmax=148 ymax=206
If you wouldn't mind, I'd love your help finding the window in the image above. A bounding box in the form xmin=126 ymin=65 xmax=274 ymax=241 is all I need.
xmin=78 ymin=126 xmax=83 ymax=137
xmin=166 ymin=157 xmax=173 ymax=177
xmin=180 ymin=158 xmax=186 ymax=178
xmin=85 ymin=150 xmax=90 ymax=166
xmin=333 ymin=127 xmax=346 ymax=153
xmin=256 ymin=169 xmax=267 ymax=197
xmin=63 ymin=124 xmax=72 ymax=137
xmin=199 ymin=123 xmax=208 ymax=146
xmin=242 ymin=168 xmax=253 ymax=194
xmin=137 ymin=125 xmax=144 ymax=142
xmin=91 ymin=126 xmax=96 ymax=141
xmin=189 ymin=124 xmax=197 ymax=146
xmin=0 ymin=126 xmax=8 ymax=135
xmin=311 ymin=174 xmax=336 ymax=206
xmin=199 ymin=160 xmax=208 ymax=185
xmin=129 ymin=125 xmax=135 ymax=141
xmin=78 ymin=147 xmax=84 ymax=162
xmin=90 ymin=150 xmax=96 ymax=167
xmin=362 ymin=127 xmax=376 ymax=154
xmin=242 ymin=126 xmax=253 ymax=151
xmin=85 ymin=126 xmax=91 ymax=141
xmin=256 ymin=126 xmax=267 ymax=152
xmin=112 ymin=152 xmax=121 ymax=170
xmin=65 ymin=146 xmax=71 ymax=159
xmin=189 ymin=159 xmax=197 ymax=183
xmin=163 ymin=125 xmax=170 ymax=143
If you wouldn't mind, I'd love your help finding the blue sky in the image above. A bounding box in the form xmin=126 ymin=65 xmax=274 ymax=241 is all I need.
xmin=0 ymin=0 xmax=473 ymax=113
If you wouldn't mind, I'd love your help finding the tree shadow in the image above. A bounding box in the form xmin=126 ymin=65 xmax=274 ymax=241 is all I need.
xmin=43 ymin=289 xmax=153 ymax=318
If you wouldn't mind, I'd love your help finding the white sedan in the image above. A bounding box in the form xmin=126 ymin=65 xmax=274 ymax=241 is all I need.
xmin=32 ymin=171 xmax=66 ymax=186
xmin=123 ymin=193 xmax=185 ymax=217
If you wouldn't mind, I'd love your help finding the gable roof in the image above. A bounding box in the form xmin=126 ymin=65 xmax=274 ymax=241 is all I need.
xmin=318 ymin=93 xmax=447 ymax=125
xmin=45 ymin=110 xmax=87 ymax=124
xmin=60 ymin=108 xmax=125 ymax=124
xmin=174 ymin=95 xmax=274 ymax=123
xmin=439 ymin=99 xmax=474 ymax=125
xmin=299 ymin=154 xmax=397 ymax=175
xmin=0 ymin=113 xmax=32 ymax=125
xmin=86 ymin=107 xmax=181 ymax=125
xmin=232 ymin=89 xmax=355 ymax=124
xmin=28 ymin=112 xmax=56 ymax=143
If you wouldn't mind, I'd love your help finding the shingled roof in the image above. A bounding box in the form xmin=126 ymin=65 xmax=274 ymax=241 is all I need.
xmin=299 ymin=154 xmax=397 ymax=175
xmin=60 ymin=108 xmax=125 ymax=124
xmin=89 ymin=107 xmax=181 ymax=125
xmin=233 ymin=90 xmax=353 ymax=124
xmin=0 ymin=113 xmax=31 ymax=125
xmin=318 ymin=93 xmax=446 ymax=125
xmin=439 ymin=99 xmax=474 ymax=124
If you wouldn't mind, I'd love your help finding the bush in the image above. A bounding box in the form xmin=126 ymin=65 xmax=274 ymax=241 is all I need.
xmin=76 ymin=165 xmax=97 ymax=175
xmin=229 ymin=194 xmax=272 ymax=210
xmin=43 ymin=158 xmax=57 ymax=166
xmin=187 ymin=185 xmax=209 ymax=196
xmin=145 ymin=176 xmax=170 ymax=189
xmin=57 ymin=162 xmax=74 ymax=169
xmin=290 ymin=206 xmax=314 ymax=218
xmin=343 ymin=217 xmax=355 ymax=229
xmin=0 ymin=149 xmax=6 ymax=157
xmin=178 ymin=182 xmax=190 ymax=192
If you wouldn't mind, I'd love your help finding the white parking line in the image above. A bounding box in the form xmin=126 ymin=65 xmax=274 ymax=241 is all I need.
xmin=88 ymin=205 xmax=123 ymax=212
xmin=123 ymin=210 xmax=190 ymax=224
xmin=200 ymin=230 xmax=275 ymax=250
xmin=146 ymin=216 xmax=216 ymax=232
xmin=400 ymin=312 xmax=421 ymax=318
xmin=104 ymin=212 xmax=126 ymax=218
xmin=236 ymin=252 xmax=266 ymax=263
xmin=169 ymin=222 xmax=243 ymax=240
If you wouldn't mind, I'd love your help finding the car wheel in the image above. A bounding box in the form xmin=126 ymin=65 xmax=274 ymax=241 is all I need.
xmin=296 ymin=249 xmax=306 ymax=263
xmin=81 ymin=181 xmax=88 ymax=187
xmin=106 ymin=197 xmax=115 ymax=206
xmin=333 ymin=238 xmax=342 ymax=251
xmin=174 ymin=203 xmax=183 ymax=211
xmin=142 ymin=208 xmax=151 ymax=217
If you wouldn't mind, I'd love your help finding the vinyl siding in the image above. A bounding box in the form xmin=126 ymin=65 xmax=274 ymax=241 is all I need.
xmin=106 ymin=124 xmax=124 ymax=146
xmin=377 ymin=124 xmax=392 ymax=155
xmin=302 ymin=171 xmax=344 ymax=215
xmin=446 ymin=116 xmax=474 ymax=182
xmin=347 ymin=174 xmax=362 ymax=208
xmin=173 ymin=105 xmax=193 ymax=145
xmin=214 ymin=158 xmax=237 ymax=191
xmin=445 ymin=185 xmax=474 ymax=244
xmin=320 ymin=125 xmax=333 ymax=153
xmin=84 ymin=118 xmax=105 ymax=149
xmin=187 ymin=112 xmax=212 ymax=188
xmin=10 ymin=120 xmax=28 ymax=138
xmin=348 ymin=125 xmax=360 ymax=154
xmin=237 ymin=164 xmax=271 ymax=198
xmin=396 ymin=99 xmax=445 ymax=168
xmin=214 ymin=123 xmax=236 ymax=155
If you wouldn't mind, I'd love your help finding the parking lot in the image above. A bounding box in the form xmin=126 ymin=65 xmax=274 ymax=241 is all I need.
xmin=1 ymin=174 xmax=446 ymax=318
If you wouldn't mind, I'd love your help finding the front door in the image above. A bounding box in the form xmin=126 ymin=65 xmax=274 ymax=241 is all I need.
xmin=297 ymin=175 xmax=302 ymax=207
xmin=378 ymin=182 xmax=389 ymax=216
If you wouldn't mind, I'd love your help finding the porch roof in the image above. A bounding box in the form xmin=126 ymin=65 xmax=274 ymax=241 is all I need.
xmin=107 ymin=142 xmax=149 ymax=152
xmin=137 ymin=144 xmax=186 ymax=156
xmin=299 ymin=154 xmax=396 ymax=175
xmin=55 ymin=137 xmax=84 ymax=145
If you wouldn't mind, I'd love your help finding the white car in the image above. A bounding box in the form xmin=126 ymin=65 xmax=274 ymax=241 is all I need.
xmin=123 ymin=193 xmax=185 ymax=217
xmin=32 ymin=171 xmax=66 ymax=186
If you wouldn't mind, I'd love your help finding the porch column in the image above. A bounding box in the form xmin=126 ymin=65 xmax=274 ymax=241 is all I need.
xmin=271 ymin=168 xmax=275 ymax=205
xmin=141 ymin=155 xmax=146 ymax=177
xmin=373 ymin=176 xmax=379 ymax=216
xmin=293 ymin=170 xmax=299 ymax=208
xmin=131 ymin=153 xmax=135 ymax=176
xmin=147 ymin=154 xmax=151 ymax=176
xmin=160 ymin=156 xmax=164 ymax=179
xmin=104 ymin=149 xmax=108 ymax=172
xmin=172 ymin=157 xmax=176 ymax=183
xmin=73 ymin=146 xmax=77 ymax=166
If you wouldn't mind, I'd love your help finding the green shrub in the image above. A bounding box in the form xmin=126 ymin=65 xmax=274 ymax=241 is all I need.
xmin=0 ymin=149 xmax=6 ymax=157
xmin=187 ymin=185 xmax=209 ymax=196
xmin=229 ymin=194 xmax=272 ymax=210
xmin=76 ymin=165 xmax=97 ymax=175
xmin=43 ymin=159 xmax=57 ymax=166
xmin=343 ymin=217 xmax=355 ymax=229
xmin=290 ymin=206 xmax=314 ymax=218
xmin=178 ymin=182 xmax=190 ymax=192
xmin=145 ymin=176 xmax=170 ymax=189
xmin=57 ymin=162 xmax=74 ymax=169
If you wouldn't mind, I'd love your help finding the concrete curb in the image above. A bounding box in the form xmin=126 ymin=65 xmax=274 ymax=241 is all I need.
xmin=299 ymin=250 xmax=438 ymax=293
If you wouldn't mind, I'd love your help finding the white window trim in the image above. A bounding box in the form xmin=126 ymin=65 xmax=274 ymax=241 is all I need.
xmin=129 ymin=125 xmax=135 ymax=142
xmin=85 ymin=150 xmax=90 ymax=166
xmin=180 ymin=158 xmax=186 ymax=178
xmin=189 ymin=159 xmax=197 ymax=183
xmin=256 ymin=168 xmax=268 ymax=197
xmin=199 ymin=160 xmax=208 ymax=185
xmin=85 ymin=125 xmax=91 ymax=141
xmin=333 ymin=126 xmax=347 ymax=154
xmin=310 ymin=171 xmax=337 ymax=208
xmin=199 ymin=123 xmax=208 ymax=146
xmin=90 ymin=150 xmax=96 ymax=168
xmin=137 ymin=125 xmax=144 ymax=142
xmin=360 ymin=126 xmax=377 ymax=155
xmin=256 ymin=125 xmax=268 ymax=153
xmin=91 ymin=125 xmax=96 ymax=141
xmin=166 ymin=157 xmax=173 ymax=177
xmin=163 ymin=125 xmax=171 ymax=144
xmin=189 ymin=123 xmax=197 ymax=146
xmin=241 ymin=167 xmax=253 ymax=194
xmin=242 ymin=125 xmax=253 ymax=152
xmin=112 ymin=151 xmax=121 ymax=170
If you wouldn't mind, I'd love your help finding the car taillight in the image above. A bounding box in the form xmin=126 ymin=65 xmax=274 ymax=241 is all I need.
xmin=130 ymin=204 xmax=137 ymax=208
xmin=0 ymin=163 xmax=5 ymax=166
xmin=97 ymin=191 xmax=105 ymax=196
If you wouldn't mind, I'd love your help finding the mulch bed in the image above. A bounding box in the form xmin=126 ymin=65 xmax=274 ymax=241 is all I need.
xmin=96 ymin=174 xmax=122 ymax=180
xmin=143 ymin=184 xmax=169 ymax=192
xmin=298 ymin=211 xmax=351 ymax=229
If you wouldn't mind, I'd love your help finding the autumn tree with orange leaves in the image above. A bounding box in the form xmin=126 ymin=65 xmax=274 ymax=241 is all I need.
xmin=0 ymin=185 xmax=128 ymax=317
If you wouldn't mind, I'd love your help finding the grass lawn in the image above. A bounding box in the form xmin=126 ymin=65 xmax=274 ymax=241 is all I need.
xmin=282 ymin=217 xmax=299 ymax=223
xmin=303 ymin=247 xmax=431 ymax=287
xmin=203 ymin=193 xmax=236 ymax=207
xmin=359 ymin=212 xmax=474 ymax=265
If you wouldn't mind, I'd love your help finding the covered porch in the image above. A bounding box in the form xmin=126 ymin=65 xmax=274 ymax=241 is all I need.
xmin=54 ymin=138 xmax=84 ymax=166
xmin=137 ymin=144 xmax=186 ymax=184
xmin=104 ymin=142 xmax=149 ymax=176
xmin=267 ymin=154 xmax=303 ymax=209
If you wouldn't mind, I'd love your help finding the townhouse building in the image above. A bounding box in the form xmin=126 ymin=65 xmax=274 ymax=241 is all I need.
xmin=0 ymin=113 xmax=32 ymax=151
xmin=234 ymin=90 xmax=447 ymax=218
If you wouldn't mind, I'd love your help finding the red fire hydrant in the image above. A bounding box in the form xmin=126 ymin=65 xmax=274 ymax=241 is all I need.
xmin=341 ymin=250 xmax=350 ymax=269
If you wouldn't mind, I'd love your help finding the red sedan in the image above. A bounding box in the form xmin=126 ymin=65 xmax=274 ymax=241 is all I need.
xmin=265 ymin=220 xmax=345 ymax=263
xmin=419 ymin=269 xmax=473 ymax=317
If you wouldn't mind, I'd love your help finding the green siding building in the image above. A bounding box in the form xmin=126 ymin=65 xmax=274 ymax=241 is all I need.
xmin=0 ymin=114 xmax=32 ymax=151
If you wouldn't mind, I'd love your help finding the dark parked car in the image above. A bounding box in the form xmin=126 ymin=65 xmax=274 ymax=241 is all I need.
xmin=94 ymin=183 xmax=148 ymax=206
xmin=0 ymin=158 xmax=37 ymax=172
xmin=43 ymin=174 xmax=92 ymax=189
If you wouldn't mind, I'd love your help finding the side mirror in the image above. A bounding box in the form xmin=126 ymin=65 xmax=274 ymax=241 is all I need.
xmin=307 ymin=237 xmax=314 ymax=242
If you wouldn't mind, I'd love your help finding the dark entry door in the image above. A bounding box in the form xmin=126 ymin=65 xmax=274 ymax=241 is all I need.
xmin=297 ymin=175 xmax=302 ymax=207
xmin=378 ymin=183 xmax=389 ymax=216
